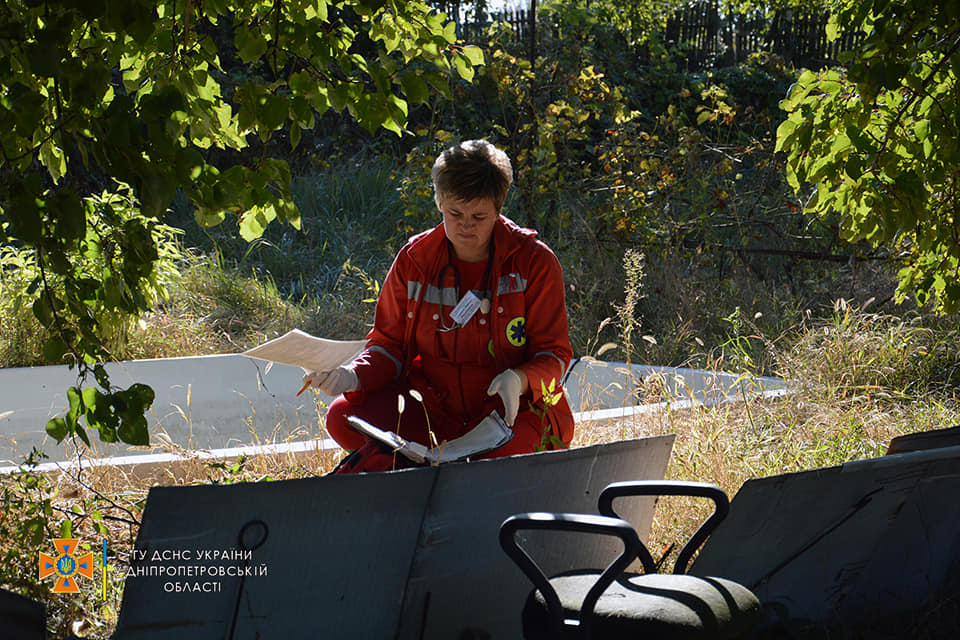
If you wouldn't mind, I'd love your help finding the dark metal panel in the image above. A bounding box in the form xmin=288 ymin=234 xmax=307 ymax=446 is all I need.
xmin=692 ymin=446 xmax=960 ymax=638
xmin=114 ymin=470 xmax=438 ymax=639
xmin=886 ymin=425 xmax=960 ymax=455
xmin=0 ymin=588 xmax=45 ymax=640
xmin=398 ymin=436 xmax=675 ymax=640
xmin=114 ymin=436 xmax=674 ymax=640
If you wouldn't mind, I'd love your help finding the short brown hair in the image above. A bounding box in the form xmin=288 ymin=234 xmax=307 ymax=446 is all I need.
xmin=431 ymin=140 xmax=513 ymax=211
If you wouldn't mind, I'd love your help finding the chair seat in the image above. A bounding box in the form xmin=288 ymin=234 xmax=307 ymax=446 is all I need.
xmin=523 ymin=572 xmax=760 ymax=640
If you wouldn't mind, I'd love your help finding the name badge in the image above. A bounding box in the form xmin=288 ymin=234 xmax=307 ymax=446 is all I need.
xmin=449 ymin=291 xmax=483 ymax=326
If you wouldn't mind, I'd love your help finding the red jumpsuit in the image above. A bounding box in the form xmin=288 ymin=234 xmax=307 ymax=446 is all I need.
xmin=325 ymin=215 xmax=575 ymax=459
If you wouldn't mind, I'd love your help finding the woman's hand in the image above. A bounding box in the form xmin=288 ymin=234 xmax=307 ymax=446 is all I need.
xmin=303 ymin=366 xmax=359 ymax=396
xmin=486 ymin=368 xmax=527 ymax=426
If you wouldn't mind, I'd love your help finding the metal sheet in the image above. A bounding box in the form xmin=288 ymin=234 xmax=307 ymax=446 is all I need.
xmin=692 ymin=445 xmax=960 ymax=638
xmin=0 ymin=588 xmax=45 ymax=640
xmin=114 ymin=470 xmax=437 ymax=639
xmin=113 ymin=436 xmax=674 ymax=639
xmin=0 ymin=354 xmax=319 ymax=465
xmin=886 ymin=424 xmax=960 ymax=455
xmin=1 ymin=353 xmax=775 ymax=466
xmin=397 ymin=435 xmax=675 ymax=640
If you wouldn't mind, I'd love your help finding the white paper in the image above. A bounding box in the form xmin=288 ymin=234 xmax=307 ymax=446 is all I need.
xmin=242 ymin=329 xmax=366 ymax=373
xmin=425 ymin=412 xmax=512 ymax=463
xmin=346 ymin=411 xmax=513 ymax=465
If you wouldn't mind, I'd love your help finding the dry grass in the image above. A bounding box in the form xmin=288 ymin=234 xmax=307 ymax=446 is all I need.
xmin=3 ymin=304 xmax=960 ymax=637
xmin=6 ymin=394 xmax=957 ymax=637
xmin=570 ymin=340 xmax=960 ymax=570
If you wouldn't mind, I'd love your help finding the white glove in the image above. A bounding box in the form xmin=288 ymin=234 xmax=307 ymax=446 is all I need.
xmin=487 ymin=369 xmax=523 ymax=426
xmin=303 ymin=366 xmax=359 ymax=396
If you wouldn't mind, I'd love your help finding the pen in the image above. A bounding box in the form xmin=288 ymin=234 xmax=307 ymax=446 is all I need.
xmin=296 ymin=381 xmax=311 ymax=396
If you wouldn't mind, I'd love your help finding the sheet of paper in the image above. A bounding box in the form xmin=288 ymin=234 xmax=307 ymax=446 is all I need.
xmin=242 ymin=329 xmax=366 ymax=373
xmin=425 ymin=412 xmax=513 ymax=463
xmin=346 ymin=412 xmax=512 ymax=465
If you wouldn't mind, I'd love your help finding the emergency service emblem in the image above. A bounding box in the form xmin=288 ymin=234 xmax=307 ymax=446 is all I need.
xmin=39 ymin=538 xmax=94 ymax=593
xmin=506 ymin=316 xmax=526 ymax=347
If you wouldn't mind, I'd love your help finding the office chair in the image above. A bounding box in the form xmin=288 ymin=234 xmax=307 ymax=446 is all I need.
xmin=500 ymin=481 xmax=760 ymax=639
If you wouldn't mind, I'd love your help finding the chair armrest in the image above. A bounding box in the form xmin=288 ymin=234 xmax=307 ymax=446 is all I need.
xmin=499 ymin=512 xmax=642 ymax=637
xmin=598 ymin=480 xmax=729 ymax=574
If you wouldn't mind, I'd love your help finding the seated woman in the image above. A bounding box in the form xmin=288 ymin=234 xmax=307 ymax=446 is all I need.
xmin=305 ymin=140 xmax=574 ymax=472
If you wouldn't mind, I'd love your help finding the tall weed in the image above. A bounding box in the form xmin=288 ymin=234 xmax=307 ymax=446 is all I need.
xmin=782 ymin=300 xmax=960 ymax=400
xmin=585 ymin=302 xmax=960 ymax=566
xmin=0 ymin=245 xmax=46 ymax=367
xmin=0 ymin=188 xmax=184 ymax=368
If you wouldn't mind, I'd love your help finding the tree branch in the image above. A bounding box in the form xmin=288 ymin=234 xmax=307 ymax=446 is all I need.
xmin=870 ymin=31 xmax=960 ymax=168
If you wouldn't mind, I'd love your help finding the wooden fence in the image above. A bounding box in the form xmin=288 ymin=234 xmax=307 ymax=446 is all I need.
xmin=455 ymin=8 xmax=532 ymax=42
xmin=440 ymin=2 xmax=862 ymax=70
xmin=664 ymin=3 xmax=864 ymax=69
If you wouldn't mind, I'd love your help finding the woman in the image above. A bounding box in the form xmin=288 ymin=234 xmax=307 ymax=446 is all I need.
xmin=305 ymin=140 xmax=574 ymax=471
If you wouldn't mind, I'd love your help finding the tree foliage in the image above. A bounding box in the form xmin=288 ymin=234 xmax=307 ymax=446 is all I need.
xmin=0 ymin=0 xmax=480 ymax=447
xmin=776 ymin=0 xmax=960 ymax=312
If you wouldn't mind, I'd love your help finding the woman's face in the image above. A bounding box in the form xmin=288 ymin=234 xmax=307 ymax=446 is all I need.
xmin=440 ymin=197 xmax=498 ymax=262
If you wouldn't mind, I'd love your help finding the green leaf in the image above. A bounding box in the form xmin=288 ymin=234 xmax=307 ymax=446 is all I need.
xmin=94 ymin=364 xmax=110 ymax=389
xmin=118 ymin=415 xmax=148 ymax=446
xmin=26 ymin=40 xmax=61 ymax=77
xmin=381 ymin=115 xmax=403 ymax=136
xmin=66 ymin=386 xmax=83 ymax=430
xmin=52 ymin=189 xmax=86 ymax=240
xmin=75 ymin=424 xmax=91 ymax=447
xmin=42 ymin=337 xmax=68 ymax=363
xmin=442 ymin=21 xmax=457 ymax=43
xmin=422 ymin=71 xmax=450 ymax=99
xmin=83 ymin=387 xmax=118 ymax=443
xmin=825 ymin=15 xmax=840 ymax=42
xmin=39 ymin=140 xmax=68 ymax=183
xmin=128 ymin=382 xmax=155 ymax=408
xmin=400 ymin=73 xmax=429 ymax=104
xmin=845 ymin=156 xmax=864 ymax=180
xmin=329 ymin=83 xmax=350 ymax=112
xmin=358 ymin=0 xmax=387 ymax=11
xmin=461 ymin=45 xmax=484 ymax=67
xmin=290 ymin=70 xmax=317 ymax=98
xmin=290 ymin=123 xmax=302 ymax=150
xmin=32 ymin=297 xmax=54 ymax=327
xmin=112 ymin=383 xmax=154 ymax=446
xmin=261 ymin=95 xmax=290 ymax=132
xmin=239 ymin=203 xmax=277 ymax=241
xmin=291 ymin=96 xmax=314 ymax=129
xmin=236 ymin=26 xmax=269 ymax=64
xmin=454 ymin=56 xmax=475 ymax=82
xmin=775 ymin=119 xmax=797 ymax=153
xmin=46 ymin=417 xmax=69 ymax=443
